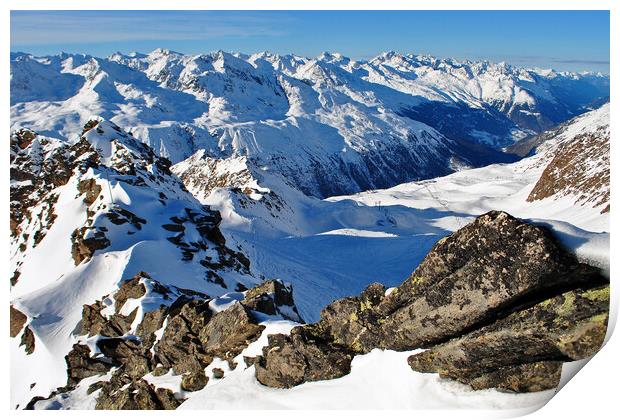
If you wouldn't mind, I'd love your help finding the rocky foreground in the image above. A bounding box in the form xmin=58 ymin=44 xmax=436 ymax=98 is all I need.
xmin=254 ymin=211 xmax=608 ymax=391
xmin=12 ymin=211 xmax=608 ymax=409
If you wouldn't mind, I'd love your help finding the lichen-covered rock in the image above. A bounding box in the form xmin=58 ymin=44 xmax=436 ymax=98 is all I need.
xmin=96 ymin=337 xmax=152 ymax=379
xmin=407 ymin=285 xmax=609 ymax=391
xmin=79 ymin=301 xmax=136 ymax=337
xmin=467 ymin=361 xmax=563 ymax=393
xmin=136 ymin=306 xmax=168 ymax=348
xmin=254 ymin=326 xmax=355 ymax=388
xmin=242 ymin=279 xmax=304 ymax=322
xmin=255 ymin=211 xmax=608 ymax=390
xmin=155 ymin=388 xmax=182 ymax=410
xmin=198 ymin=302 xmax=264 ymax=361
xmin=373 ymin=211 xmax=605 ymax=350
xmin=65 ymin=344 xmax=115 ymax=387
xmin=154 ymin=299 xmax=213 ymax=375
xmin=315 ymin=282 xmax=387 ymax=353
xmin=95 ymin=379 xmax=180 ymax=410
xmin=181 ymin=371 xmax=208 ymax=392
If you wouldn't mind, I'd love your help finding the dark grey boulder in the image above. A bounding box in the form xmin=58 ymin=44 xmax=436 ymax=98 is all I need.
xmin=408 ymin=285 xmax=609 ymax=391
xmin=198 ymin=302 xmax=264 ymax=361
xmin=255 ymin=326 xmax=355 ymax=388
xmin=242 ymin=279 xmax=304 ymax=322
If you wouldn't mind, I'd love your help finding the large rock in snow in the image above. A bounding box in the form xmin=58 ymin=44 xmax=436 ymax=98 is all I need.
xmin=254 ymin=211 xmax=608 ymax=390
xmin=408 ymin=285 xmax=609 ymax=392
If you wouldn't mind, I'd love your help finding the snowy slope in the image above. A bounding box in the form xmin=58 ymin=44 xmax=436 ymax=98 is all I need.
xmin=11 ymin=49 xmax=608 ymax=197
xmin=9 ymin=51 xmax=609 ymax=411
xmin=15 ymin=104 xmax=608 ymax=410
xmin=9 ymin=120 xmax=262 ymax=408
xmin=525 ymin=103 xmax=610 ymax=211
xmin=173 ymin=103 xmax=609 ymax=324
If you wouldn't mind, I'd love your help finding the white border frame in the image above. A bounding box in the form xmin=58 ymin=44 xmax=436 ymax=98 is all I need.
xmin=2 ymin=2 xmax=617 ymax=419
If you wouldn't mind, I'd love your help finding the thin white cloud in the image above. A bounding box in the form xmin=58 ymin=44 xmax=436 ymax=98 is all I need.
xmin=11 ymin=11 xmax=293 ymax=46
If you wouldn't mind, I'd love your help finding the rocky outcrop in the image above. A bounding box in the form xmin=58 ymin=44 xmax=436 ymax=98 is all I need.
xmin=77 ymin=179 xmax=102 ymax=206
xmin=255 ymin=211 xmax=609 ymax=390
xmin=242 ymin=279 xmax=304 ymax=322
xmin=10 ymin=304 xmax=36 ymax=355
xmin=154 ymin=299 xmax=214 ymax=375
xmin=181 ymin=371 xmax=208 ymax=392
xmin=527 ymin=127 xmax=610 ymax=212
xmin=10 ymin=130 xmax=97 ymax=245
xmin=198 ymin=302 xmax=264 ymax=360
xmin=366 ymin=211 xmax=604 ymax=350
xmin=95 ymin=379 xmax=181 ymax=410
xmin=20 ymin=327 xmax=35 ymax=354
xmin=408 ymin=285 xmax=609 ymax=391
xmin=10 ymin=305 xmax=27 ymax=338
xmin=255 ymin=327 xmax=355 ymax=388
xmin=70 ymin=227 xmax=111 ymax=265
xmin=66 ymin=344 xmax=116 ymax=387
xmin=29 ymin=276 xmax=303 ymax=409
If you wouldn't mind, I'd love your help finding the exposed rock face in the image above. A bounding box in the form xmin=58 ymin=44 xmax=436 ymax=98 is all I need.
xmin=20 ymin=327 xmax=35 ymax=354
xmin=154 ymin=299 xmax=214 ymax=375
xmin=30 ymin=276 xmax=303 ymax=409
xmin=77 ymin=179 xmax=102 ymax=206
xmin=371 ymin=211 xmax=604 ymax=350
xmin=70 ymin=227 xmax=111 ymax=265
xmin=181 ymin=371 xmax=208 ymax=392
xmin=242 ymin=279 xmax=304 ymax=322
xmin=465 ymin=361 xmax=563 ymax=393
xmin=10 ymin=305 xmax=27 ymax=337
xmin=408 ymin=285 xmax=609 ymax=391
xmin=255 ymin=211 xmax=608 ymax=390
xmin=113 ymin=275 xmax=147 ymax=312
xmin=95 ymin=379 xmax=181 ymax=410
xmin=255 ymin=327 xmax=355 ymax=388
xmin=527 ymin=126 xmax=610 ymax=212
xmin=172 ymin=153 xmax=256 ymax=202
xmin=66 ymin=344 xmax=115 ymax=387
xmin=79 ymin=300 xmax=135 ymax=338
xmin=198 ymin=302 xmax=264 ymax=360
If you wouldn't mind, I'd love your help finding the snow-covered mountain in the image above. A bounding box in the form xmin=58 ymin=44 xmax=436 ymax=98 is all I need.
xmin=9 ymin=119 xmax=270 ymax=408
xmin=524 ymin=103 xmax=610 ymax=212
xmin=10 ymin=106 xmax=609 ymax=410
xmin=10 ymin=49 xmax=608 ymax=197
xmin=9 ymin=46 xmax=610 ymax=411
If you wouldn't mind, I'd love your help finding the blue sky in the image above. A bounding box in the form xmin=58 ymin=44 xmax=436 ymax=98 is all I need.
xmin=11 ymin=10 xmax=610 ymax=72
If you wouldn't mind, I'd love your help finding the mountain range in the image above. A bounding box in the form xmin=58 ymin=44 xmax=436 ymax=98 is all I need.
xmin=9 ymin=49 xmax=610 ymax=411
xmin=11 ymin=49 xmax=609 ymax=197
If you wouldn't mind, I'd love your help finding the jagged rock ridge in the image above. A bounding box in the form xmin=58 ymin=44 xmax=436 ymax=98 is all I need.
xmin=11 ymin=49 xmax=608 ymax=197
xmin=27 ymin=275 xmax=303 ymax=409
